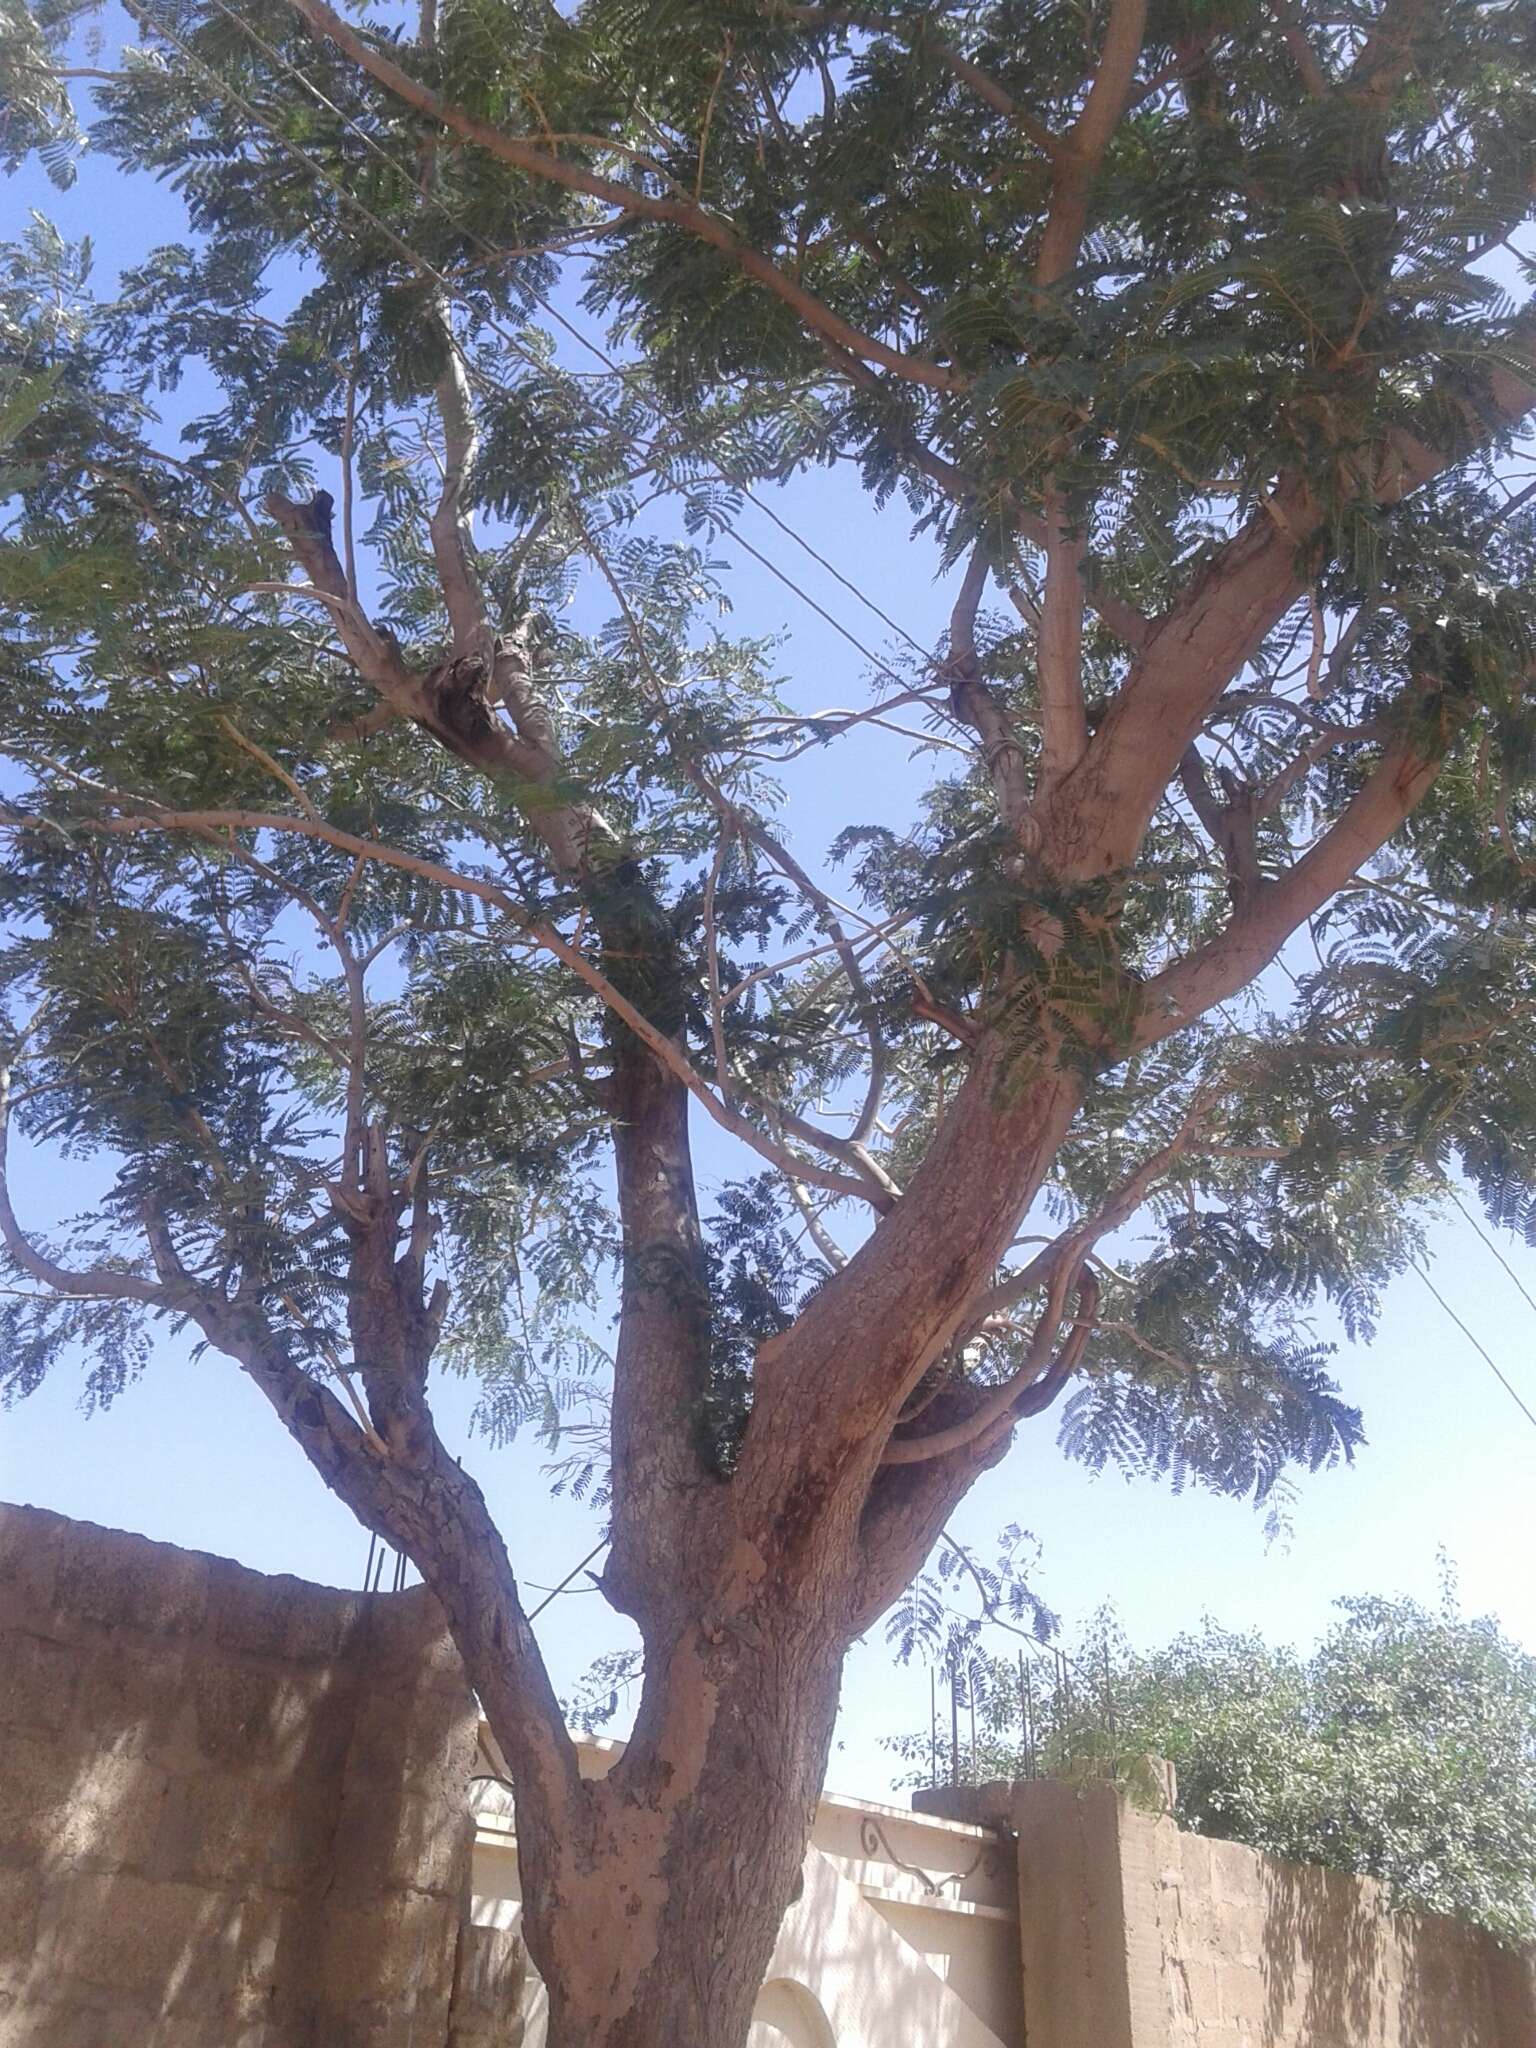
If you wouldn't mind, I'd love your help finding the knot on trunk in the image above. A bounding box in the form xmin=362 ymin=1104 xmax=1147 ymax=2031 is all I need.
xmin=264 ymin=489 xmax=348 ymax=599
xmin=427 ymin=651 xmax=495 ymax=744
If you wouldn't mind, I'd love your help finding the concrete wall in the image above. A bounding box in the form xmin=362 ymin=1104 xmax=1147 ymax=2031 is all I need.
xmin=5 ymin=1502 xmax=1534 ymax=2048
xmin=0 ymin=1502 xmax=492 ymax=2048
xmin=1133 ymin=1808 xmax=1536 ymax=2048
xmin=924 ymin=1777 xmax=1536 ymax=2048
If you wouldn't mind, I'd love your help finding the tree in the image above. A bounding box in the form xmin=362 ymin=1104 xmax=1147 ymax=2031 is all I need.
xmin=889 ymin=1572 xmax=1536 ymax=1946
xmin=4 ymin=0 xmax=1536 ymax=2040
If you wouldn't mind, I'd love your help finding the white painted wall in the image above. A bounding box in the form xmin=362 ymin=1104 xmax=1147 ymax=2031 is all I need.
xmin=468 ymin=1733 xmax=1022 ymax=2047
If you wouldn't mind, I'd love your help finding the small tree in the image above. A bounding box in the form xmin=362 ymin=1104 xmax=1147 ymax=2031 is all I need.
xmin=4 ymin=2 xmax=1536 ymax=2041
xmin=890 ymin=1576 xmax=1536 ymax=1946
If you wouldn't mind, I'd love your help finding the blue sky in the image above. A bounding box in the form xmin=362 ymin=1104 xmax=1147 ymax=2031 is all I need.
xmin=4 ymin=20 xmax=1536 ymax=1800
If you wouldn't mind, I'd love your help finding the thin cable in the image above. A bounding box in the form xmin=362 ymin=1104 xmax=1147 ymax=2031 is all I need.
xmin=527 ymin=1536 xmax=609 ymax=1619
xmin=1410 ymin=1260 xmax=1536 ymax=1433
xmin=1446 ymin=1183 xmax=1536 ymax=1321
xmin=135 ymin=0 xmax=929 ymax=700
xmin=186 ymin=0 xmax=944 ymax=673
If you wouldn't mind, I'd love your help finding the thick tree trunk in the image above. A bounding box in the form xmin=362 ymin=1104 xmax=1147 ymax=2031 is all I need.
xmin=493 ymin=1058 xmax=1091 ymax=2046
xmin=517 ymin=1621 xmax=846 ymax=2048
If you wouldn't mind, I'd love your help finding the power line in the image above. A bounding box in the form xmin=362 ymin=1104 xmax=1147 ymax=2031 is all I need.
xmin=1446 ymin=1182 xmax=1536 ymax=1321
xmin=250 ymin=0 xmax=941 ymax=664
xmin=1410 ymin=1259 xmax=1536 ymax=1434
xmin=138 ymin=0 xmax=948 ymax=699
xmin=528 ymin=1536 xmax=609 ymax=1620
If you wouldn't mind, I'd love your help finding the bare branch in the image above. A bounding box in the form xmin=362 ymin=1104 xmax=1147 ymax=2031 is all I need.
xmin=789 ymin=1177 xmax=848 ymax=1271
xmin=702 ymin=824 xmax=734 ymax=1100
xmin=1178 ymin=746 xmax=1260 ymax=908
xmin=1138 ymin=681 xmax=1467 ymax=1047
xmin=1267 ymin=0 xmax=1331 ymax=99
xmin=261 ymin=490 xmax=616 ymax=881
xmin=1036 ymin=493 xmax=1091 ymax=786
xmin=743 ymin=817 xmax=890 ymax=1148
xmin=773 ymin=4 xmax=1060 ymax=155
xmin=340 ymin=343 xmax=361 ymax=600
xmin=216 ymin=714 xmax=319 ymax=819
xmin=1012 ymin=507 xmax=1151 ymax=650
xmin=428 ymin=328 xmax=491 ymax=658
xmin=881 ymin=1265 xmax=1096 ymax=1464
xmin=943 ymin=548 xmax=1038 ymax=851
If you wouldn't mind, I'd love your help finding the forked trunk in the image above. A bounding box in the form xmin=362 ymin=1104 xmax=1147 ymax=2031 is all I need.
xmin=519 ymin=1624 xmax=847 ymax=2048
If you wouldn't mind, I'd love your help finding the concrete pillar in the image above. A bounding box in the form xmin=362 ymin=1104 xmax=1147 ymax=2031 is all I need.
xmin=915 ymin=1772 xmax=1169 ymax=2048
xmin=917 ymin=1767 xmax=1536 ymax=2048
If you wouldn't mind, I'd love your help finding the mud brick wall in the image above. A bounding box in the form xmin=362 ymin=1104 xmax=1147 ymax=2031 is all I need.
xmin=923 ymin=1776 xmax=1536 ymax=2048
xmin=1126 ymin=1804 xmax=1536 ymax=2048
xmin=0 ymin=1501 xmax=484 ymax=2048
xmin=10 ymin=1496 xmax=1535 ymax=2048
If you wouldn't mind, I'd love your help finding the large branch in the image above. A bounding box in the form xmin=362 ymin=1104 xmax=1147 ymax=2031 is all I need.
xmin=270 ymin=367 xmax=725 ymax=1562
xmin=733 ymin=1044 xmax=1084 ymax=1554
xmin=1011 ymin=500 xmax=1151 ymax=651
xmin=840 ymin=1084 xmax=1213 ymax=1620
xmin=263 ymin=492 xmax=615 ymax=881
xmin=1178 ymin=745 xmax=1260 ymax=908
xmin=603 ymin=1021 xmax=715 ymax=1621
xmin=1135 ymin=683 xmax=1465 ymax=1048
xmin=171 ymin=1255 xmax=583 ymax=1852
xmin=286 ymin=0 xmax=963 ymax=394
xmin=1049 ymin=323 xmax=1536 ymax=884
xmin=1035 ymin=0 xmax=1148 ymax=287
xmin=428 ymin=332 xmax=491 ymax=657
xmin=269 ymin=375 xmax=770 ymax=1592
xmin=879 ymin=1266 xmax=1097 ymax=1464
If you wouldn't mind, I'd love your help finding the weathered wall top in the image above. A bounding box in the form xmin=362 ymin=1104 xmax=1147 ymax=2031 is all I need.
xmin=922 ymin=1775 xmax=1536 ymax=2048
xmin=0 ymin=1500 xmax=488 ymax=2048
xmin=5 ymin=1500 xmax=1535 ymax=2048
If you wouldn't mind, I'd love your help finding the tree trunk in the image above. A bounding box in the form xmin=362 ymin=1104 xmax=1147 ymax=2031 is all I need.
xmin=520 ymin=1619 xmax=847 ymax=2048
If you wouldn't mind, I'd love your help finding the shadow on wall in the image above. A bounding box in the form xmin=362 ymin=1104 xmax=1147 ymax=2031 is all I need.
xmin=0 ymin=1502 xmax=482 ymax=2048
xmin=1253 ymin=1845 xmax=1536 ymax=2048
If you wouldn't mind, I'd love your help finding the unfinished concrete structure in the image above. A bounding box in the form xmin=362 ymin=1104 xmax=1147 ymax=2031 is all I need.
xmin=0 ymin=1501 xmax=504 ymax=2046
xmin=2 ymin=1501 xmax=1533 ymax=2047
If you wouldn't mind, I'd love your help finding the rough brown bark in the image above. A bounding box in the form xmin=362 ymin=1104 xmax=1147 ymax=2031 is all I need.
xmin=530 ymin=1620 xmax=846 ymax=2048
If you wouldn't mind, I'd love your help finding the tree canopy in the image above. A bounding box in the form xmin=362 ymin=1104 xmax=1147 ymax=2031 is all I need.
xmin=5 ymin=0 xmax=1536 ymax=1509
xmin=3 ymin=0 xmax=1536 ymax=2039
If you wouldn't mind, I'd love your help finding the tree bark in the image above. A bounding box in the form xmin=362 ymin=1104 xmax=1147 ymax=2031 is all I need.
xmin=524 ymin=1615 xmax=847 ymax=2048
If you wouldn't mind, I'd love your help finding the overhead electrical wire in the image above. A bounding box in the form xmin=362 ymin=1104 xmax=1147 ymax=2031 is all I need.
xmin=122 ymin=0 xmax=955 ymax=709
xmin=1446 ymin=1182 xmax=1536 ymax=1323
xmin=1410 ymin=1259 xmax=1536 ymax=1434
xmin=220 ymin=0 xmax=943 ymax=663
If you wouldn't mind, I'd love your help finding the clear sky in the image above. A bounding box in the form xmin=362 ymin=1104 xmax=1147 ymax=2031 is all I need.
xmin=4 ymin=19 xmax=1535 ymax=1802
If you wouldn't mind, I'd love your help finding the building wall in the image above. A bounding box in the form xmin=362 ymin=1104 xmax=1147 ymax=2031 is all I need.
xmin=0 ymin=1502 xmax=493 ymax=2048
xmin=924 ymin=1776 xmax=1536 ymax=2048
xmin=470 ymin=1739 xmax=1023 ymax=2047
xmin=4 ymin=1502 xmax=1534 ymax=2048
xmin=1134 ymin=1807 xmax=1536 ymax=2048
